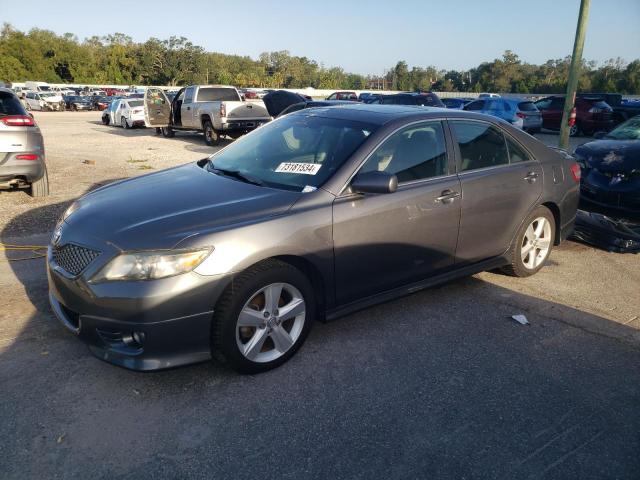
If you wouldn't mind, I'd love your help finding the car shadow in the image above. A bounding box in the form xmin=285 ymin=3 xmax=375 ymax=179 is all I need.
xmin=1 ymin=195 xmax=639 ymax=478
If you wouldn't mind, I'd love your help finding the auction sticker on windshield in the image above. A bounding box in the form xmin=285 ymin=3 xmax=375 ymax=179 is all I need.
xmin=275 ymin=162 xmax=322 ymax=175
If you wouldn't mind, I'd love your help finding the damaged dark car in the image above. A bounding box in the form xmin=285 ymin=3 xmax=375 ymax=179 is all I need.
xmin=572 ymin=115 xmax=640 ymax=253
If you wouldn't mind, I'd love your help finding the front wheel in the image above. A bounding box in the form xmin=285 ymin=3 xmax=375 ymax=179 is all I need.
xmin=161 ymin=126 xmax=175 ymax=138
xmin=502 ymin=206 xmax=555 ymax=277
xmin=203 ymin=121 xmax=219 ymax=146
xmin=211 ymin=260 xmax=315 ymax=374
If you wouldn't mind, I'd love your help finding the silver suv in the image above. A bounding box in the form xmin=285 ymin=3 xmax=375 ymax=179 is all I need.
xmin=0 ymin=87 xmax=48 ymax=196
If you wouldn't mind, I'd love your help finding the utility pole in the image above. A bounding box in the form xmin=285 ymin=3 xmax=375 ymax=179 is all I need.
xmin=559 ymin=0 xmax=590 ymax=150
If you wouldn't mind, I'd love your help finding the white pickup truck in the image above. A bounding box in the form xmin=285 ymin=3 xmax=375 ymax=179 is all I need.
xmin=144 ymin=85 xmax=272 ymax=145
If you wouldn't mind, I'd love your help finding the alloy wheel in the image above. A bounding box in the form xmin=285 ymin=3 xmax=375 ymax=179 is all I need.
xmin=236 ymin=282 xmax=306 ymax=363
xmin=521 ymin=217 xmax=552 ymax=269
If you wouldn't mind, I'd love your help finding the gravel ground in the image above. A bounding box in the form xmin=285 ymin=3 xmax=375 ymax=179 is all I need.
xmin=1 ymin=112 xmax=638 ymax=479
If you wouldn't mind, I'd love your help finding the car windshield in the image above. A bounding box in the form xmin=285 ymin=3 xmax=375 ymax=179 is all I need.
xmin=605 ymin=117 xmax=640 ymax=140
xmin=207 ymin=114 xmax=377 ymax=191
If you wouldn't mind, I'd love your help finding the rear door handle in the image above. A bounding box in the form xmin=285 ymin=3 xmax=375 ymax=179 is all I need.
xmin=435 ymin=190 xmax=461 ymax=204
xmin=524 ymin=172 xmax=539 ymax=183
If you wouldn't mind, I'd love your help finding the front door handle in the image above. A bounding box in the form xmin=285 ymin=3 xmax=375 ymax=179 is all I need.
xmin=186 ymin=106 xmax=191 ymax=110
xmin=524 ymin=171 xmax=539 ymax=183
xmin=435 ymin=190 xmax=461 ymax=204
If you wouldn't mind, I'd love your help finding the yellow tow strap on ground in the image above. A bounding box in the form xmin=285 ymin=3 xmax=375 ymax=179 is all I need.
xmin=0 ymin=242 xmax=48 ymax=261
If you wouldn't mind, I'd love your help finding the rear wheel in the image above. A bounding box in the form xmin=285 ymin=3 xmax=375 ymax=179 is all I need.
xmin=121 ymin=116 xmax=131 ymax=129
xmin=211 ymin=260 xmax=315 ymax=374
xmin=502 ymin=206 xmax=555 ymax=277
xmin=161 ymin=126 xmax=175 ymax=138
xmin=203 ymin=121 xmax=219 ymax=146
xmin=569 ymin=122 xmax=581 ymax=137
xmin=30 ymin=166 xmax=49 ymax=197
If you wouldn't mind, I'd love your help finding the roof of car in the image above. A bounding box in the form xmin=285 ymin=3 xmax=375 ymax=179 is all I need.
xmin=289 ymin=102 xmax=460 ymax=125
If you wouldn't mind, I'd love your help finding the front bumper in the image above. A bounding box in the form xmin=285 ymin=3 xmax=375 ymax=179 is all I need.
xmin=47 ymin=247 xmax=232 ymax=371
xmin=572 ymin=209 xmax=640 ymax=253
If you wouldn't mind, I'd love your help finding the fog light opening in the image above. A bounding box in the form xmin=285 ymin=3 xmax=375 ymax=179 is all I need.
xmin=123 ymin=331 xmax=146 ymax=349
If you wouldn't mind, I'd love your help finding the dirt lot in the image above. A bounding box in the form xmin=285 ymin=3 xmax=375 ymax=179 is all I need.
xmin=1 ymin=112 xmax=639 ymax=479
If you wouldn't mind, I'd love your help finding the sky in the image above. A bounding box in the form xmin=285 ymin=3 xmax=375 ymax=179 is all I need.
xmin=0 ymin=0 xmax=638 ymax=75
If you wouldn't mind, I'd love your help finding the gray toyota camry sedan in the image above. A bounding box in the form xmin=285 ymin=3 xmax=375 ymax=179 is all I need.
xmin=48 ymin=104 xmax=579 ymax=373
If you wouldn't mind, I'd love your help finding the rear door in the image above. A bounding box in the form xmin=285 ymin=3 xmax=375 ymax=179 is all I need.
xmin=449 ymin=120 xmax=542 ymax=264
xmin=143 ymin=88 xmax=171 ymax=127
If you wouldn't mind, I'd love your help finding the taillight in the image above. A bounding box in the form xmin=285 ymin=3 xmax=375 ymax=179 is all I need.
xmin=1 ymin=115 xmax=35 ymax=127
xmin=16 ymin=154 xmax=39 ymax=161
xmin=568 ymin=107 xmax=576 ymax=127
xmin=220 ymin=102 xmax=226 ymax=117
xmin=516 ymin=112 xmax=526 ymax=119
xmin=569 ymin=162 xmax=581 ymax=182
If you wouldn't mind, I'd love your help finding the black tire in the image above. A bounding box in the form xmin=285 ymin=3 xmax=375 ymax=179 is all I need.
xmin=569 ymin=122 xmax=581 ymax=137
xmin=102 ymin=115 xmax=110 ymax=125
xmin=121 ymin=116 xmax=131 ymax=129
xmin=30 ymin=166 xmax=49 ymax=197
xmin=161 ymin=126 xmax=175 ymax=138
xmin=211 ymin=259 xmax=316 ymax=374
xmin=72 ymin=105 xmax=77 ymax=111
xmin=502 ymin=205 xmax=555 ymax=277
xmin=203 ymin=120 xmax=219 ymax=146
xmin=155 ymin=127 xmax=162 ymax=135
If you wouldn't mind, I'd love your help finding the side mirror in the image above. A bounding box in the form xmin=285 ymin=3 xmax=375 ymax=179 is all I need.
xmin=593 ymin=131 xmax=607 ymax=139
xmin=351 ymin=171 xmax=398 ymax=194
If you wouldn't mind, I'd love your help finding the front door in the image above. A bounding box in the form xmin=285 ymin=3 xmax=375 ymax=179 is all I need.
xmin=143 ymin=88 xmax=171 ymax=128
xmin=333 ymin=120 xmax=461 ymax=305
xmin=449 ymin=120 xmax=543 ymax=264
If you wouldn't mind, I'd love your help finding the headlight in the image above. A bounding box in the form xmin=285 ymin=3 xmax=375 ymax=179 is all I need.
xmin=90 ymin=248 xmax=212 ymax=282
xmin=61 ymin=201 xmax=79 ymax=222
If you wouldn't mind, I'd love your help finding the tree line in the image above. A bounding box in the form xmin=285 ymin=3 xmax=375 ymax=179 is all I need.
xmin=1 ymin=24 xmax=639 ymax=94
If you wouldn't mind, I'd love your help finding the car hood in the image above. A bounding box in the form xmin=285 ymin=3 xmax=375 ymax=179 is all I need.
xmin=64 ymin=162 xmax=302 ymax=250
xmin=575 ymin=140 xmax=640 ymax=173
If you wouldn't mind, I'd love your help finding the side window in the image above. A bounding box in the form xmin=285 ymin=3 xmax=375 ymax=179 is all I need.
xmin=535 ymin=99 xmax=551 ymax=110
xmin=505 ymin=135 xmax=530 ymax=163
xmin=451 ymin=121 xmax=509 ymax=172
xmin=465 ymin=100 xmax=484 ymax=111
xmin=184 ymin=87 xmax=195 ymax=104
xmin=549 ymin=97 xmax=565 ymax=109
xmin=360 ymin=121 xmax=448 ymax=183
xmin=327 ymin=93 xmax=336 ymax=100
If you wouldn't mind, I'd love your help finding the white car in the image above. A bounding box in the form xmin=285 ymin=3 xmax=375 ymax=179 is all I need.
xmin=24 ymin=91 xmax=64 ymax=111
xmin=110 ymin=98 xmax=146 ymax=128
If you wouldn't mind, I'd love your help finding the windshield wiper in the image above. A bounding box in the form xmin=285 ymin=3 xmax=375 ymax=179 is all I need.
xmin=208 ymin=165 xmax=264 ymax=186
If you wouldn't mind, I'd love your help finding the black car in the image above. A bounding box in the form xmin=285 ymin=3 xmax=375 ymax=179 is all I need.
xmin=572 ymin=115 xmax=640 ymax=252
xmin=371 ymin=92 xmax=446 ymax=108
xmin=62 ymin=95 xmax=93 ymax=111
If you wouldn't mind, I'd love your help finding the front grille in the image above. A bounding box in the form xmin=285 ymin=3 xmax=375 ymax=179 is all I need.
xmin=52 ymin=243 xmax=100 ymax=276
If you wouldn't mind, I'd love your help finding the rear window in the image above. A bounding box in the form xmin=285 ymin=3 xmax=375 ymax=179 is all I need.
xmin=196 ymin=88 xmax=241 ymax=102
xmin=518 ymin=101 xmax=538 ymax=111
xmin=590 ymin=100 xmax=610 ymax=109
xmin=127 ymin=100 xmax=143 ymax=108
xmin=0 ymin=92 xmax=28 ymax=115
